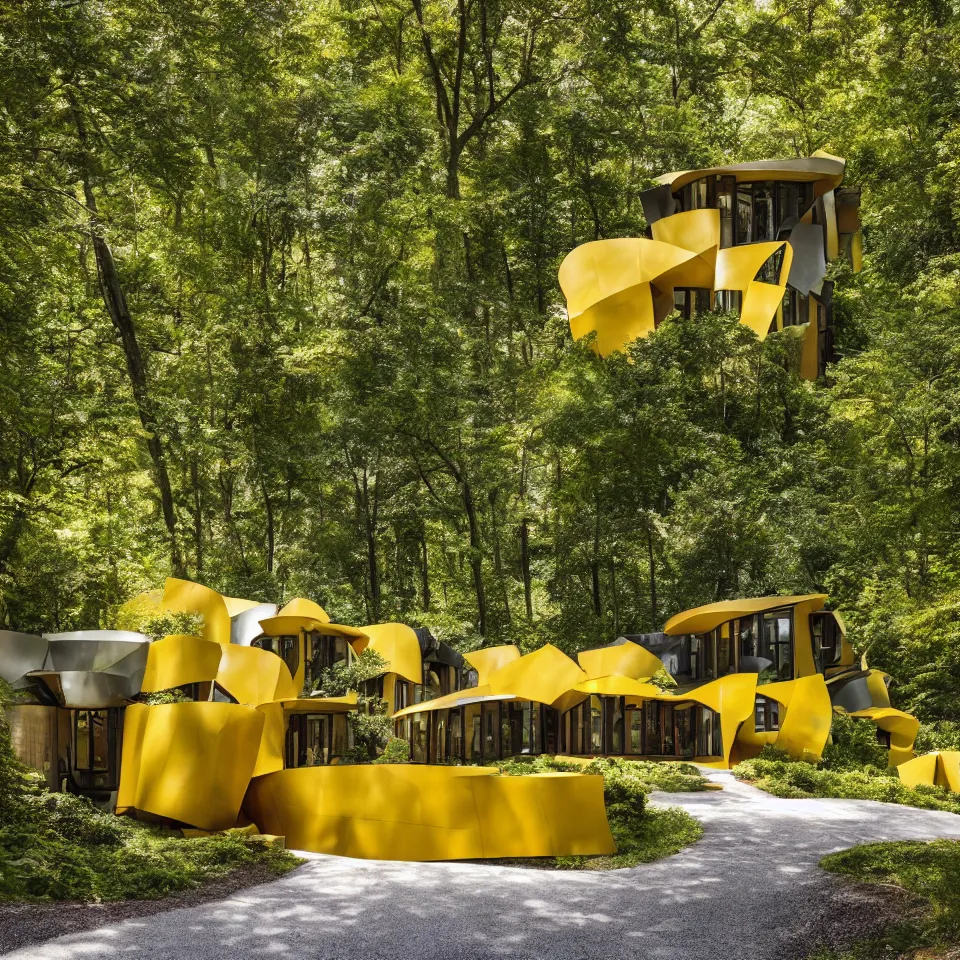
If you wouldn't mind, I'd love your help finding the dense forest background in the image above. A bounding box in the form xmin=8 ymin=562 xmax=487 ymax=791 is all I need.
xmin=2 ymin=0 xmax=960 ymax=722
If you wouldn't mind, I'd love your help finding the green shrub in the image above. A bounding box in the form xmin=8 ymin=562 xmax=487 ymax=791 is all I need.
xmin=372 ymin=737 xmax=411 ymax=763
xmin=821 ymin=711 xmax=891 ymax=771
xmin=734 ymin=744 xmax=960 ymax=815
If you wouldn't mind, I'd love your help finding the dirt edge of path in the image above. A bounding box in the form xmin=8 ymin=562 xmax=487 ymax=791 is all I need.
xmin=0 ymin=861 xmax=306 ymax=956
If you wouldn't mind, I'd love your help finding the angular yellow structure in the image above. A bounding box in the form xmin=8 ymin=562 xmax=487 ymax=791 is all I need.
xmin=559 ymin=153 xmax=862 ymax=379
xmin=2 ymin=578 xmax=926 ymax=862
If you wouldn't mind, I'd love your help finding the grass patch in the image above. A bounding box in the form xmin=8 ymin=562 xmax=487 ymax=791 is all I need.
xmin=488 ymin=756 xmax=705 ymax=869
xmin=811 ymin=839 xmax=960 ymax=959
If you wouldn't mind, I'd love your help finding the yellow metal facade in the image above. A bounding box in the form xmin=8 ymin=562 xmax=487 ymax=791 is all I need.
xmin=558 ymin=153 xmax=862 ymax=379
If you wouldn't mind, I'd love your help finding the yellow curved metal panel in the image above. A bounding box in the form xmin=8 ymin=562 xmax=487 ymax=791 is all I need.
xmin=140 ymin=634 xmax=222 ymax=693
xmin=765 ymin=675 xmax=833 ymax=762
xmin=574 ymin=676 xmax=665 ymax=701
xmin=651 ymin=208 xmax=720 ymax=255
xmin=683 ymin=673 xmax=757 ymax=768
xmin=488 ymin=643 xmax=587 ymax=706
xmin=865 ymin=670 xmax=892 ymax=709
xmin=216 ymin=642 xmax=298 ymax=705
xmin=253 ymin=701 xmax=285 ymax=778
xmin=258 ymin=617 xmax=366 ymax=641
xmin=939 ymin=752 xmax=960 ymax=793
xmin=117 ymin=702 xmax=264 ymax=831
xmin=897 ymin=752 xmax=940 ymax=789
xmin=222 ymin=595 xmax=265 ymax=618
xmin=359 ymin=622 xmax=423 ymax=684
xmin=740 ymin=280 xmax=788 ymax=339
xmin=464 ymin=645 xmax=520 ymax=684
xmin=849 ymin=706 xmax=919 ymax=766
xmin=657 ymin=154 xmax=846 ymax=192
xmin=569 ymin=284 xmax=656 ymax=356
xmin=664 ymin=594 xmax=826 ymax=636
xmin=278 ymin=597 xmax=331 ymax=624
xmin=851 ymin=229 xmax=863 ymax=272
xmin=391 ymin=684 xmax=498 ymax=720
xmin=279 ymin=693 xmax=358 ymax=714
xmin=162 ymin=578 xmax=232 ymax=647
xmin=243 ymin=765 xmax=614 ymax=861
xmin=822 ymin=190 xmax=839 ymax=260
xmin=577 ymin=640 xmax=664 ymax=682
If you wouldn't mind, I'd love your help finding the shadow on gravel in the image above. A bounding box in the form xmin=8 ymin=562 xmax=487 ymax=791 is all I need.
xmin=4 ymin=787 xmax=959 ymax=960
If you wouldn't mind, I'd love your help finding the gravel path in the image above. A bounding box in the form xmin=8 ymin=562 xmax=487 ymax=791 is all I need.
xmin=6 ymin=771 xmax=960 ymax=960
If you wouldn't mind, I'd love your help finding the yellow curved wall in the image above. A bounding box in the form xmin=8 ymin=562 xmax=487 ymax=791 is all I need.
xmin=487 ymin=643 xmax=587 ymax=706
xmin=162 ymin=578 xmax=232 ymax=647
xmin=243 ymin=765 xmax=615 ymax=861
xmin=577 ymin=641 xmax=663 ymax=682
xmin=464 ymin=645 xmax=521 ymax=684
xmin=117 ymin=702 xmax=264 ymax=831
xmin=360 ymin=622 xmax=423 ymax=684
xmin=140 ymin=634 xmax=222 ymax=693
xmin=216 ymin=643 xmax=298 ymax=706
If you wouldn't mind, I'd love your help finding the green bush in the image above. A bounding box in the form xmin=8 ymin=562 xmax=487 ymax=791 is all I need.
xmin=372 ymin=737 xmax=411 ymax=763
xmin=734 ymin=745 xmax=960 ymax=815
xmin=821 ymin=711 xmax=891 ymax=771
xmin=0 ymin=680 xmax=300 ymax=903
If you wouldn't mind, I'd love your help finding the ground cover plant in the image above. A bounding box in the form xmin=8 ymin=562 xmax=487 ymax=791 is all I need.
xmin=734 ymin=714 xmax=960 ymax=816
xmin=0 ymin=685 xmax=301 ymax=903
xmin=812 ymin=839 xmax=960 ymax=959
xmin=493 ymin=757 xmax=706 ymax=869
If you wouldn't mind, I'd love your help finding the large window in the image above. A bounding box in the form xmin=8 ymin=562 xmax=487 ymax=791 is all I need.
xmin=810 ymin=612 xmax=842 ymax=673
xmin=71 ymin=709 xmax=120 ymax=792
xmin=782 ymin=288 xmax=810 ymax=328
xmin=674 ymin=177 xmax=815 ymax=248
xmin=673 ymin=287 xmax=712 ymax=320
xmin=286 ymin=713 xmax=353 ymax=767
xmin=304 ymin=633 xmax=350 ymax=691
xmin=737 ymin=610 xmax=794 ymax=681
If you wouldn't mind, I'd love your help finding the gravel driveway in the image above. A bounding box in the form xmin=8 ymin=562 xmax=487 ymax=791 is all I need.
xmin=6 ymin=771 xmax=960 ymax=960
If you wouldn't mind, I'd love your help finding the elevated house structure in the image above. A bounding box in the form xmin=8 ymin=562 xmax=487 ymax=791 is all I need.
xmin=559 ymin=152 xmax=862 ymax=379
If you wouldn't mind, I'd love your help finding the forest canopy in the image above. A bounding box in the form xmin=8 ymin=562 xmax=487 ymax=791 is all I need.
xmin=2 ymin=0 xmax=960 ymax=724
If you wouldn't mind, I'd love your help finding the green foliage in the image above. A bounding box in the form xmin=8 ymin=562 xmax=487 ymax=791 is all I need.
xmin=815 ymin=840 xmax=960 ymax=959
xmin=140 ymin=688 xmax=192 ymax=705
xmin=132 ymin=612 xmax=205 ymax=642
xmin=648 ymin=667 xmax=678 ymax=692
xmin=494 ymin=756 xmax=705 ymax=869
xmin=734 ymin=746 xmax=960 ymax=815
xmin=372 ymin=737 xmax=411 ymax=764
xmin=314 ymin=650 xmax=389 ymax=698
xmin=820 ymin=712 xmax=891 ymax=772
xmin=0 ymin=676 xmax=299 ymax=902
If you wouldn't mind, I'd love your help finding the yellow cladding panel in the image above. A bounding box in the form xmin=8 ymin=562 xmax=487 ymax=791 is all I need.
xmin=117 ymin=702 xmax=264 ymax=831
xmin=243 ymin=765 xmax=614 ymax=861
xmin=651 ymin=208 xmax=720 ymax=254
xmin=140 ymin=634 xmax=222 ymax=693
xmin=898 ymin=752 xmax=939 ymax=789
xmin=577 ymin=640 xmax=664 ymax=681
xmin=799 ymin=312 xmax=820 ymax=382
xmin=569 ymin=285 xmax=656 ymax=356
xmin=792 ymin=597 xmax=828 ymax=679
xmin=162 ymin=577 xmax=232 ymax=646
xmin=464 ymin=645 xmax=520 ymax=684
xmin=359 ymin=623 xmax=423 ymax=684
xmin=740 ymin=281 xmax=788 ymax=339
xmin=278 ymin=597 xmax=331 ymax=623
xmin=866 ymin=670 xmax=892 ymax=709
xmin=715 ymin=242 xmax=786 ymax=293
xmin=851 ymin=229 xmax=863 ymax=272
xmin=684 ymin=673 xmax=757 ymax=768
xmin=764 ymin=675 xmax=833 ymax=761
xmin=822 ymin=190 xmax=839 ymax=260
xmin=574 ymin=676 xmax=665 ymax=702
xmin=558 ymin=238 xmax=697 ymax=316
xmin=221 ymin=595 xmax=264 ymax=618
xmin=664 ymin=594 xmax=827 ymax=636
xmin=850 ymin=707 xmax=919 ymax=766
xmin=216 ymin=642 xmax=299 ymax=705
xmin=487 ymin=643 xmax=587 ymax=707
xmin=253 ymin=701 xmax=285 ymax=777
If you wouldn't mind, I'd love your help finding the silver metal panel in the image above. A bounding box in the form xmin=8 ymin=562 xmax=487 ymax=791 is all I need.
xmin=787 ymin=222 xmax=827 ymax=296
xmin=231 ymin=603 xmax=278 ymax=646
xmin=0 ymin=631 xmax=49 ymax=685
xmin=44 ymin=630 xmax=149 ymax=644
xmin=44 ymin=670 xmax=138 ymax=708
xmin=658 ymin=155 xmax=846 ymax=188
xmin=830 ymin=675 xmax=874 ymax=713
xmin=45 ymin=637 xmax=149 ymax=674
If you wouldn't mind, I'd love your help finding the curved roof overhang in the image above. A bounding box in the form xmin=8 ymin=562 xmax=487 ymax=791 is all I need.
xmin=663 ymin=595 xmax=827 ymax=636
xmin=657 ymin=153 xmax=846 ymax=193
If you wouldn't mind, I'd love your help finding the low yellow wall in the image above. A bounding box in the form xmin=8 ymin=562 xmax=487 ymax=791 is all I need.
xmin=243 ymin=764 xmax=616 ymax=861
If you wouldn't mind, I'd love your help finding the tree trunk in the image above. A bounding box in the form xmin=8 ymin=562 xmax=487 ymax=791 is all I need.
xmin=420 ymin=529 xmax=431 ymax=612
xmin=591 ymin=505 xmax=602 ymax=617
xmin=261 ymin=477 xmax=275 ymax=574
xmin=72 ymin=101 xmax=184 ymax=576
xmin=462 ymin=479 xmax=487 ymax=636
xmin=647 ymin=525 xmax=658 ymax=627
xmin=520 ymin=518 xmax=533 ymax=620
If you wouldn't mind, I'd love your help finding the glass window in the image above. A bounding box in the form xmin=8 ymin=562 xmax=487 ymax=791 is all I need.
xmin=717 ymin=624 xmax=734 ymax=675
xmin=753 ymin=182 xmax=774 ymax=242
xmin=676 ymin=706 xmax=695 ymax=757
xmin=628 ymin=709 xmax=642 ymax=754
xmin=718 ymin=176 xmax=735 ymax=248
xmin=590 ymin=696 xmax=603 ymax=753
xmin=811 ymin=613 xmax=841 ymax=673
xmin=482 ymin=702 xmax=500 ymax=762
xmin=716 ymin=290 xmax=742 ymax=313
xmin=763 ymin=611 xmax=794 ymax=681
xmin=279 ymin=635 xmax=299 ymax=677
xmin=736 ymin=184 xmax=753 ymax=244
xmin=644 ymin=700 xmax=661 ymax=755
xmin=754 ymin=696 xmax=781 ymax=732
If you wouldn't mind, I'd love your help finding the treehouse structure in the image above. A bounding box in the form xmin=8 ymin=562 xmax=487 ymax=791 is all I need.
xmin=558 ymin=152 xmax=862 ymax=379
